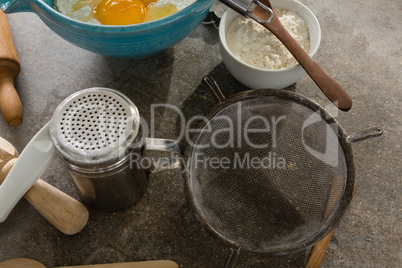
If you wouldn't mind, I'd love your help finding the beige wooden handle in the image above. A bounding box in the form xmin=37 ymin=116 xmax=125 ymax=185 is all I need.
xmin=0 ymin=158 xmax=89 ymax=235
xmin=0 ymin=136 xmax=18 ymax=163
xmin=26 ymin=177 xmax=89 ymax=235
xmin=0 ymin=11 xmax=23 ymax=126
xmin=57 ymin=260 xmax=179 ymax=268
xmin=305 ymin=186 xmax=357 ymax=268
xmin=253 ymin=4 xmax=352 ymax=111
xmin=268 ymin=21 xmax=352 ymax=111
xmin=0 ymin=258 xmax=46 ymax=268
xmin=0 ymin=259 xmax=179 ymax=268
xmin=0 ymin=136 xmax=88 ymax=235
xmin=305 ymin=228 xmax=336 ymax=268
xmin=0 ymin=69 xmax=23 ymax=126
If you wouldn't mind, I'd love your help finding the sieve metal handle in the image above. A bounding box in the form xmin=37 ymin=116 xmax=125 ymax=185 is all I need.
xmin=346 ymin=127 xmax=383 ymax=143
xmin=203 ymin=76 xmax=226 ymax=103
xmin=144 ymin=138 xmax=181 ymax=173
xmin=202 ymin=11 xmax=221 ymax=28
xmin=223 ymin=248 xmax=240 ymax=268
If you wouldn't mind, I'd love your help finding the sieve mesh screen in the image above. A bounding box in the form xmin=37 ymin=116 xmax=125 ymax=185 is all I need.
xmin=187 ymin=96 xmax=347 ymax=252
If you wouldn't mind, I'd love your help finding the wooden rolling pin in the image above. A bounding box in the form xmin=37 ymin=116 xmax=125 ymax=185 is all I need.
xmin=0 ymin=258 xmax=179 ymax=268
xmin=0 ymin=10 xmax=23 ymax=126
xmin=0 ymin=137 xmax=89 ymax=235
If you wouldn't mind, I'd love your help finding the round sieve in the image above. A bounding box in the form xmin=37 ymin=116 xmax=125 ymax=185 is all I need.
xmin=183 ymin=77 xmax=356 ymax=264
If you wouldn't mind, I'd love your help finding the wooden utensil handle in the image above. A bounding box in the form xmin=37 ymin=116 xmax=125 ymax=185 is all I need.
xmin=265 ymin=19 xmax=352 ymax=111
xmin=0 ymin=11 xmax=20 ymax=75
xmin=0 ymin=258 xmax=179 ymax=268
xmin=0 ymin=258 xmax=46 ymax=268
xmin=306 ymin=186 xmax=357 ymax=268
xmin=0 ymin=136 xmax=19 ymax=164
xmin=252 ymin=2 xmax=353 ymax=111
xmin=0 ymin=10 xmax=23 ymax=126
xmin=305 ymin=228 xmax=336 ymax=268
xmin=279 ymin=23 xmax=350 ymax=108
xmin=0 ymin=158 xmax=89 ymax=235
xmin=57 ymin=260 xmax=179 ymax=268
xmin=0 ymin=68 xmax=22 ymax=126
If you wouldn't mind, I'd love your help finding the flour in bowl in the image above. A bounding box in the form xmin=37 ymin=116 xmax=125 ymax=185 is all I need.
xmin=226 ymin=9 xmax=310 ymax=69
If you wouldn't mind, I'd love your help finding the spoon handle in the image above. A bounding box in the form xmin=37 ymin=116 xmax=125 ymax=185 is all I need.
xmin=253 ymin=5 xmax=352 ymax=111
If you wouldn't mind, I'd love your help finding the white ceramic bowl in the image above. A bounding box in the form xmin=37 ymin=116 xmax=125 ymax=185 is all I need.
xmin=219 ymin=0 xmax=321 ymax=89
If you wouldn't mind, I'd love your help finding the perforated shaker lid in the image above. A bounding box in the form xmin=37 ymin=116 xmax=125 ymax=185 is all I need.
xmin=49 ymin=88 xmax=140 ymax=167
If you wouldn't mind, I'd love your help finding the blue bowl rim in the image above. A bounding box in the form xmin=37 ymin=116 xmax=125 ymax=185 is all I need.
xmin=28 ymin=0 xmax=215 ymax=33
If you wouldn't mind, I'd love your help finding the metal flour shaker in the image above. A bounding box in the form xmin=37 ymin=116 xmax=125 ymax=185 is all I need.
xmin=48 ymin=87 xmax=179 ymax=212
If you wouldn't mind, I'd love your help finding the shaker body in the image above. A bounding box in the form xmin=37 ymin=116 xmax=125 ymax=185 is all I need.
xmin=49 ymin=88 xmax=146 ymax=212
xmin=66 ymin=151 xmax=148 ymax=211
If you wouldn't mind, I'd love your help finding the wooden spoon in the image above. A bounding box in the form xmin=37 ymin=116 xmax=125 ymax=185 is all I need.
xmin=252 ymin=0 xmax=353 ymax=111
xmin=0 ymin=258 xmax=179 ymax=268
xmin=0 ymin=137 xmax=89 ymax=235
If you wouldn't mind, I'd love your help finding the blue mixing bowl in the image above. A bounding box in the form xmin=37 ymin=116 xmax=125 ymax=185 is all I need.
xmin=1 ymin=0 xmax=215 ymax=58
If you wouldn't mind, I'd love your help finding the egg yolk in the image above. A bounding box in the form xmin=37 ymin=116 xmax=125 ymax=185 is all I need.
xmin=70 ymin=0 xmax=178 ymax=25
xmin=94 ymin=0 xmax=146 ymax=25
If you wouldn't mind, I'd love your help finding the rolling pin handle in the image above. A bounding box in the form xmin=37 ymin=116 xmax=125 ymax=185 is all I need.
xmin=0 ymin=10 xmax=23 ymax=126
xmin=0 ymin=67 xmax=23 ymax=126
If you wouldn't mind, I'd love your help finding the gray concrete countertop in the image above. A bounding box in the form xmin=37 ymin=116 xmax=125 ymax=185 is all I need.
xmin=0 ymin=0 xmax=400 ymax=267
